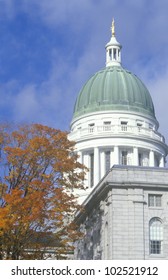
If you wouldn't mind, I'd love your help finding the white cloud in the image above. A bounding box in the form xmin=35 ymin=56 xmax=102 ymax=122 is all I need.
xmin=13 ymin=85 xmax=39 ymax=121
xmin=148 ymin=70 xmax=168 ymax=142
xmin=1 ymin=0 xmax=168 ymax=139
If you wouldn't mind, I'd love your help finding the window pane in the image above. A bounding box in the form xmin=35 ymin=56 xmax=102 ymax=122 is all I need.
xmin=121 ymin=121 xmax=127 ymax=131
xmin=122 ymin=151 xmax=127 ymax=165
xmin=88 ymin=124 xmax=95 ymax=133
xmin=156 ymin=195 xmax=161 ymax=207
xmin=150 ymin=241 xmax=161 ymax=254
xmin=138 ymin=153 xmax=143 ymax=166
xmin=104 ymin=122 xmax=111 ymax=131
xmin=149 ymin=195 xmax=154 ymax=207
xmin=105 ymin=151 xmax=110 ymax=172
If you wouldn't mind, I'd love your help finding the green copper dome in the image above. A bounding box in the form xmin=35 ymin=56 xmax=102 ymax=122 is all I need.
xmin=73 ymin=66 xmax=155 ymax=119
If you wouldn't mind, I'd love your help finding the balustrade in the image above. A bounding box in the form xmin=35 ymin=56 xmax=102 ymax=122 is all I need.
xmin=70 ymin=125 xmax=164 ymax=143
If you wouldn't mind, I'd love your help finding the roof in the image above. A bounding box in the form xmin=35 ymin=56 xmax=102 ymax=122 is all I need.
xmin=75 ymin=165 xmax=168 ymax=223
xmin=73 ymin=66 xmax=155 ymax=119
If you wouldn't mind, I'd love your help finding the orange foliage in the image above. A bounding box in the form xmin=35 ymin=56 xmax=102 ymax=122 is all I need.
xmin=0 ymin=124 xmax=86 ymax=259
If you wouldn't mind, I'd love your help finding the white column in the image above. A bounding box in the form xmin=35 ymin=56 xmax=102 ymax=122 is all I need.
xmin=78 ymin=151 xmax=82 ymax=164
xmin=110 ymin=150 xmax=113 ymax=168
xmin=149 ymin=150 xmax=155 ymax=167
xmin=83 ymin=153 xmax=89 ymax=188
xmin=100 ymin=151 xmax=105 ymax=178
xmin=160 ymin=155 xmax=165 ymax=167
xmin=133 ymin=147 xmax=138 ymax=166
xmin=114 ymin=146 xmax=119 ymax=165
xmin=94 ymin=147 xmax=100 ymax=186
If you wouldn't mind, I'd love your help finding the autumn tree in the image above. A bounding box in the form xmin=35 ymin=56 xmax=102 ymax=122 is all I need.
xmin=0 ymin=123 xmax=86 ymax=259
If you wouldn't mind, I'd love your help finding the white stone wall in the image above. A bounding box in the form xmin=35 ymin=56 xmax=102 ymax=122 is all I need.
xmin=74 ymin=167 xmax=168 ymax=260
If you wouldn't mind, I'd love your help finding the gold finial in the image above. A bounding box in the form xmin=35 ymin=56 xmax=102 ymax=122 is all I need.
xmin=111 ymin=18 xmax=115 ymax=37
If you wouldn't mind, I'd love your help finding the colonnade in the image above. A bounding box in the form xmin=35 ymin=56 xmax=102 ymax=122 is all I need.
xmin=78 ymin=146 xmax=165 ymax=188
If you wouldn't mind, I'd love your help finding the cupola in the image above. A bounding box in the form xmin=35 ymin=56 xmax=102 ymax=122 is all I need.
xmin=105 ymin=19 xmax=122 ymax=67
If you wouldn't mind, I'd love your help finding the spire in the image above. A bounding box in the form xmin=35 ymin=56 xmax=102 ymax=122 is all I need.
xmin=111 ymin=18 xmax=115 ymax=37
xmin=105 ymin=20 xmax=122 ymax=67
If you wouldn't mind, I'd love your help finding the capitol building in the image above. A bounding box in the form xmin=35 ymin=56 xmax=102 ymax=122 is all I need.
xmin=68 ymin=21 xmax=168 ymax=259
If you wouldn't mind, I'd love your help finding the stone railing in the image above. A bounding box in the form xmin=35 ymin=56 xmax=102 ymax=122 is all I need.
xmin=69 ymin=125 xmax=165 ymax=143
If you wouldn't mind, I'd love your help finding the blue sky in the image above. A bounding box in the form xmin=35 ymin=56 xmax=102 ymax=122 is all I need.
xmin=1 ymin=0 xmax=168 ymax=143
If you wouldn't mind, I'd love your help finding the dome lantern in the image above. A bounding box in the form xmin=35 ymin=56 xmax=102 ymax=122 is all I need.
xmin=105 ymin=19 xmax=122 ymax=67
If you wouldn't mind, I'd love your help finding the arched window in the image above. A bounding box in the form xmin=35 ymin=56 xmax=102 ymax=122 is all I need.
xmin=149 ymin=218 xmax=163 ymax=254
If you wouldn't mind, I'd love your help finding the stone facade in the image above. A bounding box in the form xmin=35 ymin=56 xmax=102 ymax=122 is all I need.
xmin=74 ymin=166 xmax=168 ymax=260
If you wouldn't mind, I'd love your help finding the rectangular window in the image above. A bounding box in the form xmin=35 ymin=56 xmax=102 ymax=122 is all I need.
xmin=148 ymin=194 xmax=162 ymax=207
xmin=155 ymin=156 xmax=160 ymax=167
xmin=121 ymin=151 xmax=128 ymax=165
xmin=138 ymin=153 xmax=143 ymax=166
xmin=104 ymin=121 xmax=111 ymax=131
xmin=137 ymin=123 xmax=142 ymax=132
xmin=150 ymin=240 xmax=161 ymax=254
xmin=88 ymin=123 xmax=95 ymax=133
xmin=105 ymin=151 xmax=111 ymax=173
xmin=121 ymin=121 xmax=128 ymax=131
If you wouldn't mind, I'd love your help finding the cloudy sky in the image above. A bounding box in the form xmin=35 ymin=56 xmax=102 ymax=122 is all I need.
xmin=0 ymin=0 xmax=168 ymax=142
